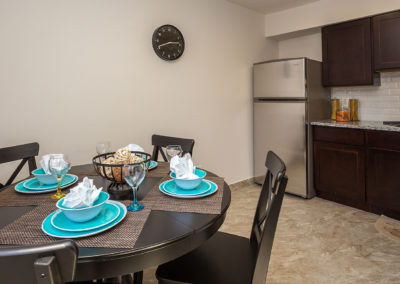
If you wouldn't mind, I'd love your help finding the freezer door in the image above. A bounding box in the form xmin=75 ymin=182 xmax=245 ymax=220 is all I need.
xmin=254 ymin=59 xmax=306 ymax=98
xmin=254 ymin=101 xmax=307 ymax=197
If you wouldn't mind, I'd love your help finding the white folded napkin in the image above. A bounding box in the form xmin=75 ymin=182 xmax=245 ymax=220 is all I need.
xmin=125 ymin=144 xmax=144 ymax=153
xmin=170 ymin=153 xmax=198 ymax=179
xmin=62 ymin=177 xmax=103 ymax=208
xmin=40 ymin=154 xmax=64 ymax=174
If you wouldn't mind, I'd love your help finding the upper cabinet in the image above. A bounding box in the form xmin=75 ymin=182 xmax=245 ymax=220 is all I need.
xmin=322 ymin=18 xmax=374 ymax=87
xmin=373 ymin=11 xmax=400 ymax=71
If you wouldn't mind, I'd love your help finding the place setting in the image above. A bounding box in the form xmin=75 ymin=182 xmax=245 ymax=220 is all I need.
xmin=14 ymin=154 xmax=78 ymax=197
xmin=159 ymin=146 xmax=219 ymax=199
xmin=42 ymin=177 xmax=127 ymax=239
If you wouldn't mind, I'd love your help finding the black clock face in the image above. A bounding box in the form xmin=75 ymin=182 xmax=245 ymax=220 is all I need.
xmin=152 ymin=25 xmax=185 ymax=61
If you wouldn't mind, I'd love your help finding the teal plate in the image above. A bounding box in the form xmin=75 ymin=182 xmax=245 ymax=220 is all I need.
xmin=159 ymin=180 xmax=218 ymax=198
xmin=42 ymin=201 xmax=127 ymax=238
xmin=51 ymin=202 xmax=120 ymax=232
xmin=160 ymin=180 xmax=218 ymax=199
xmin=162 ymin=179 xmax=211 ymax=196
xmin=148 ymin=160 xmax=158 ymax=170
xmin=170 ymin=168 xmax=206 ymax=179
xmin=24 ymin=174 xmax=77 ymax=191
xmin=15 ymin=175 xmax=78 ymax=194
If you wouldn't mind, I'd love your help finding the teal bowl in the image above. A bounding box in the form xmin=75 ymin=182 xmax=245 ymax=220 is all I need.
xmin=32 ymin=168 xmax=64 ymax=185
xmin=56 ymin=192 xmax=109 ymax=222
xmin=174 ymin=176 xmax=203 ymax=190
xmin=170 ymin=168 xmax=207 ymax=179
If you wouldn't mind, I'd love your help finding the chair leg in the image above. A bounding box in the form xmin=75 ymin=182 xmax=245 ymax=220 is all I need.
xmin=133 ymin=271 xmax=143 ymax=284
xmin=121 ymin=274 xmax=134 ymax=284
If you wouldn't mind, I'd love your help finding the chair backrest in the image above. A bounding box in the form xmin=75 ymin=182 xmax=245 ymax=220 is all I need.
xmin=0 ymin=142 xmax=39 ymax=189
xmin=0 ymin=240 xmax=78 ymax=284
xmin=250 ymin=151 xmax=288 ymax=284
xmin=151 ymin=134 xmax=195 ymax=162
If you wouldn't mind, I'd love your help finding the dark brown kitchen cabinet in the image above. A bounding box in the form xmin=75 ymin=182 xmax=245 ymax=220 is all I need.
xmin=313 ymin=126 xmax=400 ymax=220
xmin=367 ymin=149 xmax=400 ymax=219
xmin=322 ymin=18 xmax=374 ymax=86
xmin=373 ymin=11 xmax=400 ymax=70
xmin=366 ymin=130 xmax=400 ymax=219
xmin=314 ymin=141 xmax=366 ymax=208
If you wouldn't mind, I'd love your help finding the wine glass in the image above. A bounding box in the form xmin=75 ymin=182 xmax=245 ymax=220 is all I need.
xmin=96 ymin=142 xmax=111 ymax=188
xmin=48 ymin=154 xmax=71 ymax=200
xmin=166 ymin=145 xmax=183 ymax=161
xmin=96 ymin=142 xmax=111 ymax=156
xmin=123 ymin=163 xmax=146 ymax=212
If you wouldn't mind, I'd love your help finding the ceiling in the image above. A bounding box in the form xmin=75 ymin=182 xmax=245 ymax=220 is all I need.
xmin=227 ymin=0 xmax=319 ymax=14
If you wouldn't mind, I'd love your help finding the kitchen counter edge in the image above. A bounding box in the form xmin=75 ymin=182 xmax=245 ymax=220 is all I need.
xmin=310 ymin=120 xmax=400 ymax=133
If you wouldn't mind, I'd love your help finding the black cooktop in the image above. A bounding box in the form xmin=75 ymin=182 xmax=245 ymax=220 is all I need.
xmin=383 ymin=121 xmax=400 ymax=127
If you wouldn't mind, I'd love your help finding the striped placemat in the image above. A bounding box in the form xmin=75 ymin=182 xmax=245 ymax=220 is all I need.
xmin=0 ymin=201 xmax=150 ymax=249
xmin=146 ymin=161 xmax=170 ymax=177
xmin=144 ymin=177 xmax=224 ymax=214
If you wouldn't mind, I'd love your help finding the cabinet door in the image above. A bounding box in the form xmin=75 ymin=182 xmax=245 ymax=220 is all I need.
xmin=367 ymin=148 xmax=400 ymax=219
xmin=322 ymin=18 xmax=373 ymax=86
xmin=314 ymin=141 xmax=366 ymax=205
xmin=373 ymin=11 xmax=400 ymax=70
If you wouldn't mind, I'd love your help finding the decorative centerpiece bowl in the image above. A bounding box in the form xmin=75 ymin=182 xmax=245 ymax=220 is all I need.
xmin=92 ymin=151 xmax=152 ymax=200
xmin=92 ymin=151 xmax=151 ymax=183
xmin=32 ymin=168 xmax=61 ymax=185
xmin=56 ymin=191 xmax=109 ymax=222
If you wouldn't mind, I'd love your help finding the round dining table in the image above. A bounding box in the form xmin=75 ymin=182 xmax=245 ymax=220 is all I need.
xmin=0 ymin=163 xmax=231 ymax=282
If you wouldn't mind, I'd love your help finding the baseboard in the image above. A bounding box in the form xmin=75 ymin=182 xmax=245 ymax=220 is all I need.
xmin=229 ymin=177 xmax=256 ymax=191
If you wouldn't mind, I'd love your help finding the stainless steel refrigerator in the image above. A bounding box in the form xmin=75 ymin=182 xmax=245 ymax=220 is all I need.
xmin=253 ymin=58 xmax=330 ymax=198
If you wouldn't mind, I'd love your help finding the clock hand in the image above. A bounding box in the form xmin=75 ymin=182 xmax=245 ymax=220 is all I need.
xmin=158 ymin=41 xmax=180 ymax=48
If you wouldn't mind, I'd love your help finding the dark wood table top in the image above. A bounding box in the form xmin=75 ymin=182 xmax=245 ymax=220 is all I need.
xmin=0 ymin=164 xmax=231 ymax=281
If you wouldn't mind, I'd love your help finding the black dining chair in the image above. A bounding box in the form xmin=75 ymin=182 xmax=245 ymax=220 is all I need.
xmin=151 ymin=135 xmax=195 ymax=162
xmin=0 ymin=240 xmax=78 ymax=284
xmin=155 ymin=151 xmax=288 ymax=284
xmin=0 ymin=142 xmax=39 ymax=189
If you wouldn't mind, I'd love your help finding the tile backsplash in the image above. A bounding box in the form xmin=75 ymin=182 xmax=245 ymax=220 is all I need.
xmin=332 ymin=72 xmax=400 ymax=121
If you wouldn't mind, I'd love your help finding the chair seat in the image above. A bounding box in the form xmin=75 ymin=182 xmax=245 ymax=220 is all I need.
xmin=156 ymin=231 xmax=256 ymax=284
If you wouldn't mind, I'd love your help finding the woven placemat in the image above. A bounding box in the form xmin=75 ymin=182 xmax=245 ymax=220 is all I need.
xmin=0 ymin=174 xmax=97 ymax=207
xmin=0 ymin=164 xmax=166 ymax=207
xmin=144 ymin=177 xmax=224 ymax=214
xmin=69 ymin=165 xmax=97 ymax=177
xmin=0 ymin=185 xmax=54 ymax=206
xmin=146 ymin=162 xmax=170 ymax=178
xmin=0 ymin=201 xmax=150 ymax=248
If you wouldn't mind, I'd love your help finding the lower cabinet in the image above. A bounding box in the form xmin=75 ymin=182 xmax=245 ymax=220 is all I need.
xmin=313 ymin=126 xmax=400 ymax=219
xmin=367 ymin=148 xmax=400 ymax=219
xmin=314 ymin=141 xmax=366 ymax=208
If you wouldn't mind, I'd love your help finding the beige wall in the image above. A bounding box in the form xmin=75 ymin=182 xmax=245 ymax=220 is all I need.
xmin=278 ymin=29 xmax=322 ymax=61
xmin=265 ymin=0 xmax=400 ymax=37
xmin=0 ymin=0 xmax=278 ymax=184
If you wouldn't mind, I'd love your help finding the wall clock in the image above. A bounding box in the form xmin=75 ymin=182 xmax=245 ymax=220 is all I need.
xmin=152 ymin=25 xmax=185 ymax=61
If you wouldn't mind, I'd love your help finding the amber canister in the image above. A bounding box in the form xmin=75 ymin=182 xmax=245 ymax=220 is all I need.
xmin=350 ymin=99 xmax=359 ymax=121
xmin=336 ymin=98 xmax=350 ymax=122
xmin=331 ymin=99 xmax=339 ymax=120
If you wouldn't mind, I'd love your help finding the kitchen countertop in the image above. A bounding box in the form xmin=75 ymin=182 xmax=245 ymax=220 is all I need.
xmin=311 ymin=120 xmax=400 ymax=132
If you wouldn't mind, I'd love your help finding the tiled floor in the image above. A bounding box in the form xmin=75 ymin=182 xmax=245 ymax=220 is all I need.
xmin=143 ymin=184 xmax=400 ymax=283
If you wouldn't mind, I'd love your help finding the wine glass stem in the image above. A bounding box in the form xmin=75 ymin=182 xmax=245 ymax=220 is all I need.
xmin=56 ymin=176 xmax=62 ymax=195
xmin=132 ymin=186 xmax=138 ymax=204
